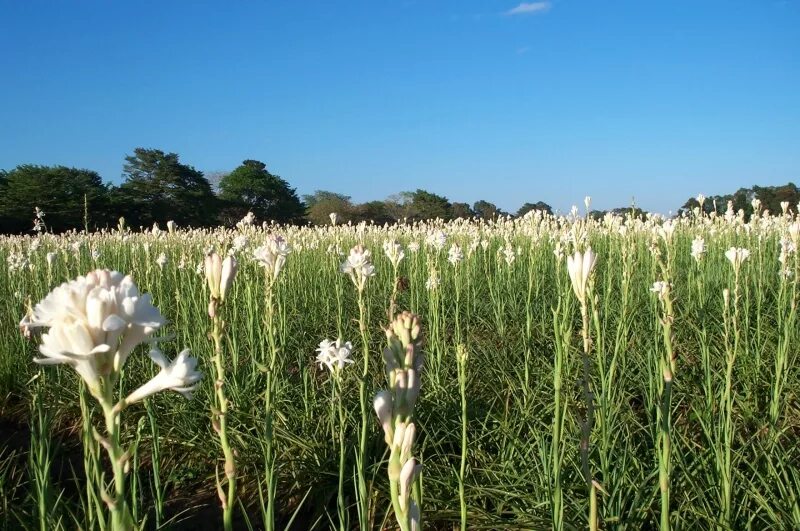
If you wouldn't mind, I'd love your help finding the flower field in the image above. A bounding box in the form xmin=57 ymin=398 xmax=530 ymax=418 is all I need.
xmin=1 ymin=202 xmax=799 ymax=530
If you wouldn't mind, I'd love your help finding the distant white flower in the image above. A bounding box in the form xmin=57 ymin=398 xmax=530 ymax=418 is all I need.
xmin=156 ymin=252 xmax=168 ymax=269
xmin=236 ymin=211 xmax=256 ymax=230
xmin=691 ymin=236 xmax=705 ymax=262
xmin=125 ymin=348 xmax=202 ymax=404
xmin=341 ymin=245 xmax=375 ymax=291
xmin=329 ymin=212 xmax=338 ymax=226
xmin=447 ymin=244 xmax=463 ymax=265
xmin=425 ymin=268 xmax=440 ymax=291
xmin=46 ymin=252 xmax=57 ymax=267
xmin=383 ymin=240 xmax=405 ymax=269
xmin=725 ymin=247 xmax=750 ymax=269
xmin=696 ymin=194 xmax=706 ymax=208
xmin=166 ymin=220 xmax=177 ymax=233
xmin=253 ymin=234 xmax=291 ymax=280
xmin=650 ymin=281 xmax=670 ymax=301
xmin=20 ymin=269 xmax=166 ymax=393
xmin=426 ymin=231 xmax=447 ymax=251
xmin=407 ymin=241 xmax=420 ymax=253
xmin=315 ymin=338 xmax=354 ymax=373
xmin=566 ymin=248 xmax=597 ymax=303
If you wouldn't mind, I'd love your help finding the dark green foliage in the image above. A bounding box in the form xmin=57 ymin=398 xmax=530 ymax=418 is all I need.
xmin=451 ymin=202 xmax=475 ymax=219
xmin=516 ymin=201 xmax=553 ymax=217
xmin=116 ymin=148 xmax=217 ymax=229
xmin=0 ymin=165 xmax=110 ymax=234
xmin=303 ymin=190 xmax=356 ymax=225
xmin=473 ymin=200 xmax=505 ymax=220
xmin=218 ymin=160 xmax=305 ymax=225
xmin=407 ymin=189 xmax=452 ymax=221
xmin=679 ymin=182 xmax=800 ymax=219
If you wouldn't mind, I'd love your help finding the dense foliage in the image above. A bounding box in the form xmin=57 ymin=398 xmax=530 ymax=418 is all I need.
xmin=1 ymin=206 xmax=799 ymax=529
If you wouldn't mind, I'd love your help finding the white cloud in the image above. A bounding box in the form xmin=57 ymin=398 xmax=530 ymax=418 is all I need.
xmin=505 ymin=2 xmax=551 ymax=16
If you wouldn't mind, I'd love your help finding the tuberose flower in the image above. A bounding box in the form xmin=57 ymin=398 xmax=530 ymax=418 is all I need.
xmin=124 ymin=348 xmax=202 ymax=404
xmin=20 ymin=269 xmax=166 ymax=393
xmin=315 ymin=338 xmax=354 ymax=373
xmin=567 ymin=248 xmax=597 ymax=303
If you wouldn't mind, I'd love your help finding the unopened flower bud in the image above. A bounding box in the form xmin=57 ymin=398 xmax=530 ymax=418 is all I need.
xmin=220 ymin=255 xmax=237 ymax=301
xmin=373 ymin=390 xmax=394 ymax=443
xmin=205 ymin=253 xmax=223 ymax=299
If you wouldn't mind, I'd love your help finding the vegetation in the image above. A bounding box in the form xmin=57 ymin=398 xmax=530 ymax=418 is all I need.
xmin=1 ymin=204 xmax=799 ymax=529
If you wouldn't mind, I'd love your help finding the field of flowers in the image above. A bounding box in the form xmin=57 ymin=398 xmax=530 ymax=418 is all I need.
xmin=1 ymin=199 xmax=799 ymax=530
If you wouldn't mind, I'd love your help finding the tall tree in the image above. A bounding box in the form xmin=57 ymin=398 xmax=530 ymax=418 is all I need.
xmin=473 ymin=200 xmax=503 ymax=220
xmin=407 ymin=189 xmax=452 ymax=221
xmin=117 ymin=148 xmax=217 ymax=228
xmin=303 ymin=190 xmax=354 ymax=225
xmin=451 ymin=202 xmax=475 ymax=219
xmin=353 ymin=200 xmax=395 ymax=225
xmin=516 ymin=201 xmax=553 ymax=217
xmin=0 ymin=165 xmax=110 ymax=234
xmin=218 ymin=160 xmax=305 ymax=225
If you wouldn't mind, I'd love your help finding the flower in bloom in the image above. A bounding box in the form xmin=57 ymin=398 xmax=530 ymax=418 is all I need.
xmin=724 ymin=247 xmax=750 ymax=270
xmin=315 ymin=338 xmax=354 ymax=373
xmin=329 ymin=212 xmax=338 ymax=225
xmin=341 ymin=245 xmax=375 ymax=292
xmin=383 ymin=240 xmax=405 ymax=269
xmin=253 ymin=234 xmax=291 ymax=280
xmin=425 ymin=268 xmax=440 ymax=291
xmin=20 ymin=269 xmax=166 ymax=393
xmin=447 ymin=244 xmax=463 ymax=265
xmin=125 ymin=348 xmax=202 ymax=404
xmin=650 ymin=281 xmax=670 ymax=301
xmin=156 ymin=252 xmax=168 ymax=269
xmin=566 ymin=248 xmax=597 ymax=303
xmin=46 ymin=252 xmax=57 ymax=267
xmin=691 ymin=236 xmax=705 ymax=262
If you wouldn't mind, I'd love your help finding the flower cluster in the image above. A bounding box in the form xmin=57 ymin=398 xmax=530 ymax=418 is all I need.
xmin=374 ymin=312 xmax=424 ymax=531
xmin=21 ymin=269 xmax=168 ymax=394
xmin=253 ymin=234 xmax=291 ymax=280
xmin=315 ymin=338 xmax=354 ymax=373
xmin=341 ymin=245 xmax=376 ymax=292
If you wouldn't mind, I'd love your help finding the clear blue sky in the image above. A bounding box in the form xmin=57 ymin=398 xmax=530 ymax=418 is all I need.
xmin=1 ymin=1 xmax=798 ymax=214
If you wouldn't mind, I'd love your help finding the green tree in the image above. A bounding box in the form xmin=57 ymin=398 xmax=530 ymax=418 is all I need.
xmin=407 ymin=189 xmax=452 ymax=221
xmin=451 ymin=202 xmax=475 ymax=219
xmin=516 ymin=201 xmax=553 ymax=217
xmin=117 ymin=148 xmax=217 ymax=228
xmin=218 ymin=160 xmax=305 ymax=225
xmin=473 ymin=200 xmax=503 ymax=220
xmin=353 ymin=200 xmax=396 ymax=225
xmin=303 ymin=190 xmax=355 ymax=225
xmin=0 ymin=165 xmax=110 ymax=234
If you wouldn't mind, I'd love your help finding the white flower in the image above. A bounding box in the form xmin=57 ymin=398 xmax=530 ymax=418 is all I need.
xmin=253 ymin=234 xmax=291 ymax=280
xmin=725 ymin=247 xmax=750 ymax=269
xmin=125 ymin=348 xmax=202 ymax=404
xmin=20 ymin=269 xmax=166 ymax=392
xmin=46 ymin=252 xmax=57 ymax=266
xmin=407 ymin=241 xmax=420 ymax=253
xmin=156 ymin=252 xmax=168 ymax=269
xmin=425 ymin=231 xmax=447 ymax=251
xmin=650 ymin=281 xmax=670 ymax=301
xmin=166 ymin=220 xmax=177 ymax=233
xmin=383 ymin=240 xmax=405 ymax=269
xmin=315 ymin=338 xmax=354 ymax=373
xmin=341 ymin=245 xmax=375 ymax=291
xmin=447 ymin=244 xmax=463 ymax=265
xmin=205 ymin=253 xmax=237 ymax=300
xmin=425 ymin=268 xmax=440 ymax=291
xmin=329 ymin=212 xmax=338 ymax=226
xmin=566 ymin=248 xmax=597 ymax=303
xmin=691 ymin=236 xmax=705 ymax=262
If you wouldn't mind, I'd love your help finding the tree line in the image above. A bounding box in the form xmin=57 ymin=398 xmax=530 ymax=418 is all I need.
xmin=2 ymin=148 xmax=796 ymax=234
xmin=0 ymin=148 xmax=553 ymax=234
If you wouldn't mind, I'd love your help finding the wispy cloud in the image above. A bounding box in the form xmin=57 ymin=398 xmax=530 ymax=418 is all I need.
xmin=505 ymin=2 xmax=551 ymax=16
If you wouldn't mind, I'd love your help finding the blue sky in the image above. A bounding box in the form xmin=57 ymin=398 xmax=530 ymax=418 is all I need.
xmin=1 ymin=1 xmax=798 ymax=214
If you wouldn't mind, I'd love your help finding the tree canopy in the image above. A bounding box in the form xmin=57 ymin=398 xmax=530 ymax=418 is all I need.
xmin=116 ymin=148 xmax=217 ymax=228
xmin=218 ymin=160 xmax=305 ymax=225
xmin=0 ymin=165 xmax=110 ymax=234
